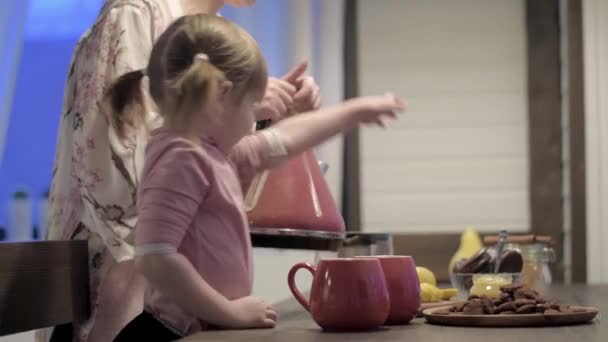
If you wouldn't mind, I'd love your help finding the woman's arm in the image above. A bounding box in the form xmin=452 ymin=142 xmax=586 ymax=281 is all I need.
xmin=65 ymin=3 xmax=155 ymax=255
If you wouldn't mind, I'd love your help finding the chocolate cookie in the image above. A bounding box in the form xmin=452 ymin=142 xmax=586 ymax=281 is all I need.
xmin=536 ymin=304 xmax=551 ymax=313
xmin=463 ymin=299 xmax=485 ymax=315
xmin=513 ymin=299 xmax=536 ymax=307
xmin=481 ymin=297 xmax=496 ymax=314
xmin=453 ymin=303 xmax=467 ymax=312
xmin=496 ymin=302 xmax=517 ymax=313
xmin=514 ymin=288 xmax=538 ymax=300
xmin=453 ymin=248 xmax=492 ymax=274
xmin=516 ymin=304 xmax=537 ymax=314
xmin=453 ymin=259 xmax=469 ymax=274
xmin=497 ymin=249 xmax=524 ymax=273
xmin=499 ymin=292 xmax=512 ymax=303
xmin=500 ymin=283 xmax=524 ymax=293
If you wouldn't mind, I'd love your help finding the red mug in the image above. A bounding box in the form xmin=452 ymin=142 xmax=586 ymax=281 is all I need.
xmin=288 ymin=258 xmax=390 ymax=331
xmin=359 ymin=256 xmax=421 ymax=324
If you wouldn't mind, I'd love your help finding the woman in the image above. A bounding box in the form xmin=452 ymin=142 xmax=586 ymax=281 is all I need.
xmin=41 ymin=0 xmax=320 ymax=341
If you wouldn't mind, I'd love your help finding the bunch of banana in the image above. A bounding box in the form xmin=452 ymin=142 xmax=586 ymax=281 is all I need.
xmin=416 ymin=267 xmax=457 ymax=303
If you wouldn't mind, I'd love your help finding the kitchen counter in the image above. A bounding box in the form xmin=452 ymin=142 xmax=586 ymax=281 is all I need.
xmin=181 ymin=285 xmax=605 ymax=342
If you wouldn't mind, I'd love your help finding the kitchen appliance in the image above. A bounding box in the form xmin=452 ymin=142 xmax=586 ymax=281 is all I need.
xmin=245 ymin=149 xmax=345 ymax=241
xmin=246 ymin=120 xmax=345 ymax=250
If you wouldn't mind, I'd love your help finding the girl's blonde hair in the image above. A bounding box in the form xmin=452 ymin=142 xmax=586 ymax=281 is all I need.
xmin=107 ymin=14 xmax=268 ymax=136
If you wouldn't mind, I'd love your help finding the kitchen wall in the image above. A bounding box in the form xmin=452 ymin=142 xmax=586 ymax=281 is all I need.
xmin=582 ymin=0 xmax=608 ymax=284
xmin=357 ymin=0 xmax=530 ymax=234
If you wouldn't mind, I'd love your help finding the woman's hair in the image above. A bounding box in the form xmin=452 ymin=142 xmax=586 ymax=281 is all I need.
xmin=107 ymin=14 xmax=268 ymax=137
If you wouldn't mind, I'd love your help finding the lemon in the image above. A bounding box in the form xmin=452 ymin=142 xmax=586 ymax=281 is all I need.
xmin=441 ymin=288 xmax=458 ymax=300
xmin=416 ymin=267 xmax=437 ymax=286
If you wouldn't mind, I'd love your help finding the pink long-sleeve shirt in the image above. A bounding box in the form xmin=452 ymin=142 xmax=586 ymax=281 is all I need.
xmin=135 ymin=127 xmax=279 ymax=335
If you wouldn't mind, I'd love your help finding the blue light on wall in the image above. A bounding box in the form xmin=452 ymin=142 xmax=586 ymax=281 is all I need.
xmin=0 ymin=0 xmax=104 ymax=232
xmin=0 ymin=0 xmax=291 ymax=235
xmin=25 ymin=0 xmax=104 ymax=40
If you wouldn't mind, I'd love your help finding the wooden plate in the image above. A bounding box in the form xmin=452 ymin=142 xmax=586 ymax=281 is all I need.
xmin=416 ymin=301 xmax=463 ymax=317
xmin=420 ymin=301 xmax=463 ymax=311
xmin=423 ymin=306 xmax=599 ymax=327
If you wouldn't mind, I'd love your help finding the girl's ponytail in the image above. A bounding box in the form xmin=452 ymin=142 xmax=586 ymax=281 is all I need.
xmin=165 ymin=56 xmax=226 ymax=126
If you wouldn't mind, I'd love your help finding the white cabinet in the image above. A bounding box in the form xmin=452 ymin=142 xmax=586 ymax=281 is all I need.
xmin=358 ymin=0 xmax=530 ymax=233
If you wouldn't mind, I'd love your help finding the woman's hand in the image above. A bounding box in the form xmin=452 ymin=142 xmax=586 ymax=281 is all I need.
xmin=253 ymin=61 xmax=322 ymax=121
xmin=228 ymin=296 xmax=277 ymax=329
xmin=283 ymin=61 xmax=321 ymax=113
xmin=254 ymin=78 xmax=296 ymax=121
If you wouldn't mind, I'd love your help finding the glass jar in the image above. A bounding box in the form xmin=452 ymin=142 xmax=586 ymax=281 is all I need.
xmin=504 ymin=242 xmax=556 ymax=293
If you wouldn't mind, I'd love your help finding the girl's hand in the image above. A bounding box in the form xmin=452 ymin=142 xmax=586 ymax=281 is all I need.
xmin=349 ymin=93 xmax=406 ymax=127
xmin=229 ymin=296 xmax=277 ymax=329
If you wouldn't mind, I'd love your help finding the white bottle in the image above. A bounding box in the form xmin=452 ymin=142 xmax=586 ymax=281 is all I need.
xmin=38 ymin=192 xmax=49 ymax=240
xmin=9 ymin=190 xmax=32 ymax=241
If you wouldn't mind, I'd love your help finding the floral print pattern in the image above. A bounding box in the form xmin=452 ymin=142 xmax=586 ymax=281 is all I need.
xmin=39 ymin=1 xmax=179 ymax=341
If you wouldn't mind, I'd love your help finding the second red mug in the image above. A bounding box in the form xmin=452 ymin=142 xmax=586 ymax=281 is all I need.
xmin=359 ymin=255 xmax=421 ymax=324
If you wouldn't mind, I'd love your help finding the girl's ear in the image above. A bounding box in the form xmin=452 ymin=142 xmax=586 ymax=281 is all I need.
xmin=219 ymin=80 xmax=234 ymax=98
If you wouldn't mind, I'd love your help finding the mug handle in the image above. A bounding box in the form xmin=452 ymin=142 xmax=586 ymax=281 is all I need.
xmin=287 ymin=262 xmax=317 ymax=312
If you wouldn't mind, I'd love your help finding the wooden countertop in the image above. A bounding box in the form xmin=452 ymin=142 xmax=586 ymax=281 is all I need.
xmin=180 ymin=285 xmax=606 ymax=342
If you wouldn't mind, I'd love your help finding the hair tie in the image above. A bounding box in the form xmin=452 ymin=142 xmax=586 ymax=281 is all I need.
xmin=194 ymin=53 xmax=209 ymax=63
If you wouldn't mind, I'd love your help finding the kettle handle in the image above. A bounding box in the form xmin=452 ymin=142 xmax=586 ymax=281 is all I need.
xmin=287 ymin=262 xmax=317 ymax=312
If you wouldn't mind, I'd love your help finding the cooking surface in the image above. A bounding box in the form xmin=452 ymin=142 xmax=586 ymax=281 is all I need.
xmin=180 ymin=285 xmax=606 ymax=341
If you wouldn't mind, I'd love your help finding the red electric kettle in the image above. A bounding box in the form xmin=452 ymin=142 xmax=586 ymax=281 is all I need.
xmin=245 ymin=139 xmax=345 ymax=239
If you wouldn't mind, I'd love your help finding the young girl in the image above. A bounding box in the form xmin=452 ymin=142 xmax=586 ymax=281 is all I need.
xmin=110 ymin=14 xmax=405 ymax=340
xmin=44 ymin=0 xmax=318 ymax=340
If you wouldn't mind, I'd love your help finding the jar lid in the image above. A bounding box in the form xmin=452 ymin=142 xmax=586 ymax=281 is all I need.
xmin=483 ymin=234 xmax=554 ymax=246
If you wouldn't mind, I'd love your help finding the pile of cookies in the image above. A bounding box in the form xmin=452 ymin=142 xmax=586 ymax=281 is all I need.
xmin=435 ymin=284 xmax=584 ymax=316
